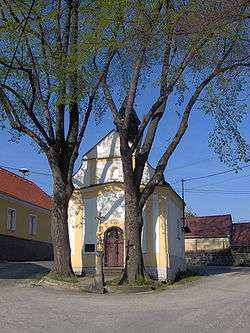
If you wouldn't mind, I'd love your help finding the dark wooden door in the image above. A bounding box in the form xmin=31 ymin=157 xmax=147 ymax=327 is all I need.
xmin=104 ymin=228 xmax=124 ymax=267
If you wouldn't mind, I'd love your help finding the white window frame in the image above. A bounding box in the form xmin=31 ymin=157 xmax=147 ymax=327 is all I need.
xmin=29 ymin=214 xmax=38 ymax=236
xmin=7 ymin=208 xmax=16 ymax=231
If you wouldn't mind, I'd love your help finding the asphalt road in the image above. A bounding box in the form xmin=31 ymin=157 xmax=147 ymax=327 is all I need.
xmin=0 ymin=262 xmax=250 ymax=333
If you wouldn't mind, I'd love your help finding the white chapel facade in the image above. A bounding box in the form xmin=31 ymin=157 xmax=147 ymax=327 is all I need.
xmin=68 ymin=130 xmax=186 ymax=281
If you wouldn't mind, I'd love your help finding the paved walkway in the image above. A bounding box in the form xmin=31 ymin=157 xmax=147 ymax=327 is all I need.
xmin=0 ymin=263 xmax=250 ymax=333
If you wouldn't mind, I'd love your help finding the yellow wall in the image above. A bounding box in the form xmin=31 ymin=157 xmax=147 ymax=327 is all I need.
xmin=69 ymin=183 xmax=184 ymax=278
xmin=0 ymin=194 xmax=51 ymax=243
xmin=69 ymin=191 xmax=84 ymax=270
xmin=185 ymin=237 xmax=230 ymax=252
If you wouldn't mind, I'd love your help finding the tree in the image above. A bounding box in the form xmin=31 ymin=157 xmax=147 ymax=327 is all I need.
xmin=98 ymin=0 xmax=249 ymax=283
xmin=0 ymin=0 xmax=115 ymax=276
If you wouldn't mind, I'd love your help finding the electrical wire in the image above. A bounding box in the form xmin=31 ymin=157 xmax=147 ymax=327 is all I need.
xmin=188 ymin=173 xmax=250 ymax=189
xmin=183 ymin=164 xmax=250 ymax=182
xmin=0 ymin=164 xmax=51 ymax=177
xmin=166 ymin=157 xmax=215 ymax=173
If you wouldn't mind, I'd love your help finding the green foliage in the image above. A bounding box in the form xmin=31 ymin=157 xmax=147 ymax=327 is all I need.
xmin=0 ymin=0 xmax=249 ymax=164
xmin=96 ymin=0 xmax=249 ymax=167
xmin=135 ymin=275 xmax=148 ymax=285
xmin=0 ymin=1 xmax=120 ymax=140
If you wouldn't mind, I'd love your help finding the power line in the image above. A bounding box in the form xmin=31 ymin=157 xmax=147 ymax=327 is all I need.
xmin=183 ymin=164 xmax=250 ymax=182
xmin=0 ymin=164 xmax=52 ymax=177
xmin=186 ymin=189 xmax=250 ymax=194
xmin=186 ymin=190 xmax=250 ymax=195
xmin=189 ymin=173 xmax=250 ymax=189
xmin=166 ymin=157 xmax=215 ymax=173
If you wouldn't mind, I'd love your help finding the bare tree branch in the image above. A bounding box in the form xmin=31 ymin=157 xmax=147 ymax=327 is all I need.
xmin=123 ymin=48 xmax=146 ymax=131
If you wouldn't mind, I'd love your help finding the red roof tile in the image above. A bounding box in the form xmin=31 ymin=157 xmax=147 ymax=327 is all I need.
xmin=186 ymin=214 xmax=232 ymax=237
xmin=0 ymin=168 xmax=52 ymax=210
xmin=232 ymin=223 xmax=250 ymax=246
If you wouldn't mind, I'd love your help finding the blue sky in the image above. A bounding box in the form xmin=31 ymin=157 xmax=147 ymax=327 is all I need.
xmin=0 ymin=84 xmax=249 ymax=223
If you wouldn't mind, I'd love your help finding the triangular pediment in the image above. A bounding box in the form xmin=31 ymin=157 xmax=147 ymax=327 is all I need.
xmin=83 ymin=130 xmax=120 ymax=160
xmin=73 ymin=130 xmax=155 ymax=188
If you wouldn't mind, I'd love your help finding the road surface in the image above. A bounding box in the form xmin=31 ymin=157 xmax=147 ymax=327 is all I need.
xmin=0 ymin=262 xmax=249 ymax=333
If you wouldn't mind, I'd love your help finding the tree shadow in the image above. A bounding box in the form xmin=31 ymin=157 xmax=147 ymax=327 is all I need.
xmin=0 ymin=262 xmax=52 ymax=280
xmin=188 ymin=265 xmax=250 ymax=277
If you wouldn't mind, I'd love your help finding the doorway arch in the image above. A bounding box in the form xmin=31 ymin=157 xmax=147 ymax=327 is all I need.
xmin=104 ymin=227 xmax=124 ymax=267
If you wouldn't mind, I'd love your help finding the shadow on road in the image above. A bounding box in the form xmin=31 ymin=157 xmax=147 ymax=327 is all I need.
xmin=188 ymin=265 xmax=250 ymax=276
xmin=0 ymin=261 xmax=52 ymax=280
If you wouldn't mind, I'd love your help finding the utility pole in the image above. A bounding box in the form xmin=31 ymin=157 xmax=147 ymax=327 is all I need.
xmin=181 ymin=178 xmax=186 ymax=228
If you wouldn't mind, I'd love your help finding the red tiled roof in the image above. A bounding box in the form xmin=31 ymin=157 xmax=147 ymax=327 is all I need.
xmin=0 ymin=168 xmax=52 ymax=210
xmin=232 ymin=223 xmax=250 ymax=246
xmin=186 ymin=214 xmax=232 ymax=237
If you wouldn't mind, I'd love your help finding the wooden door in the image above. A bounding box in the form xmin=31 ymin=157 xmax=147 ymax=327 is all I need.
xmin=104 ymin=227 xmax=124 ymax=267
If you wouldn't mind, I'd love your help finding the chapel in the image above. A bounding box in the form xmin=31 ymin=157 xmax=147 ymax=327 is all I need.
xmin=68 ymin=130 xmax=186 ymax=281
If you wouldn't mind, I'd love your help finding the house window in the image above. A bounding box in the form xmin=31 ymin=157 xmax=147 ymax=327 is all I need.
xmin=177 ymin=218 xmax=181 ymax=240
xmin=7 ymin=208 xmax=16 ymax=231
xmin=29 ymin=215 xmax=38 ymax=235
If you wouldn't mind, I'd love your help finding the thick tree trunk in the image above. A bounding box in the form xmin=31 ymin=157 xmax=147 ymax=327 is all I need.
xmin=121 ymin=192 xmax=145 ymax=284
xmin=50 ymin=171 xmax=74 ymax=276
xmin=119 ymin=134 xmax=146 ymax=284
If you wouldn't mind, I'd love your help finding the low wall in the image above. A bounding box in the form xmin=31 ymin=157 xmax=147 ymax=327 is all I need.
xmin=185 ymin=237 xmax=230 ymax=252
xmin=186 ymin=246 xmax=250 ymax=267
xmin=0 ymin=234 xmax=53 ymax=261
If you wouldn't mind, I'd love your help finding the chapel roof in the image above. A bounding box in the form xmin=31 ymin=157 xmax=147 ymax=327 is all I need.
xmin=0 ymin=168 xmax=52 ymax=210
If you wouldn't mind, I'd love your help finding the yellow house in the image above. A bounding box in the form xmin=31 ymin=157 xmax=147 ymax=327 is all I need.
xmin=0 ymin=168 xmax=52 ymax=261
xmin=68 ymin=131 xmax=186 ymax=281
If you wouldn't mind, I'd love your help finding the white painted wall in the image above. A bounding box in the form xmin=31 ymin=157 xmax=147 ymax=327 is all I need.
xmin=141 ymin=163 xmax=155 ymax=184
xmin=73 ymin=159 xmax=91 ymax=188
xmin=96 ymin=159 xmax=123 ymax=184
xmin=167 ymin=199 xmax=185 ymax=258
xmin=166 ymin=198 xmax=186 ymax=280
xmin=97 ymin=190 xmax=125 ymax=221
xmin=73 ymin=130 xmax=156 ymax=188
